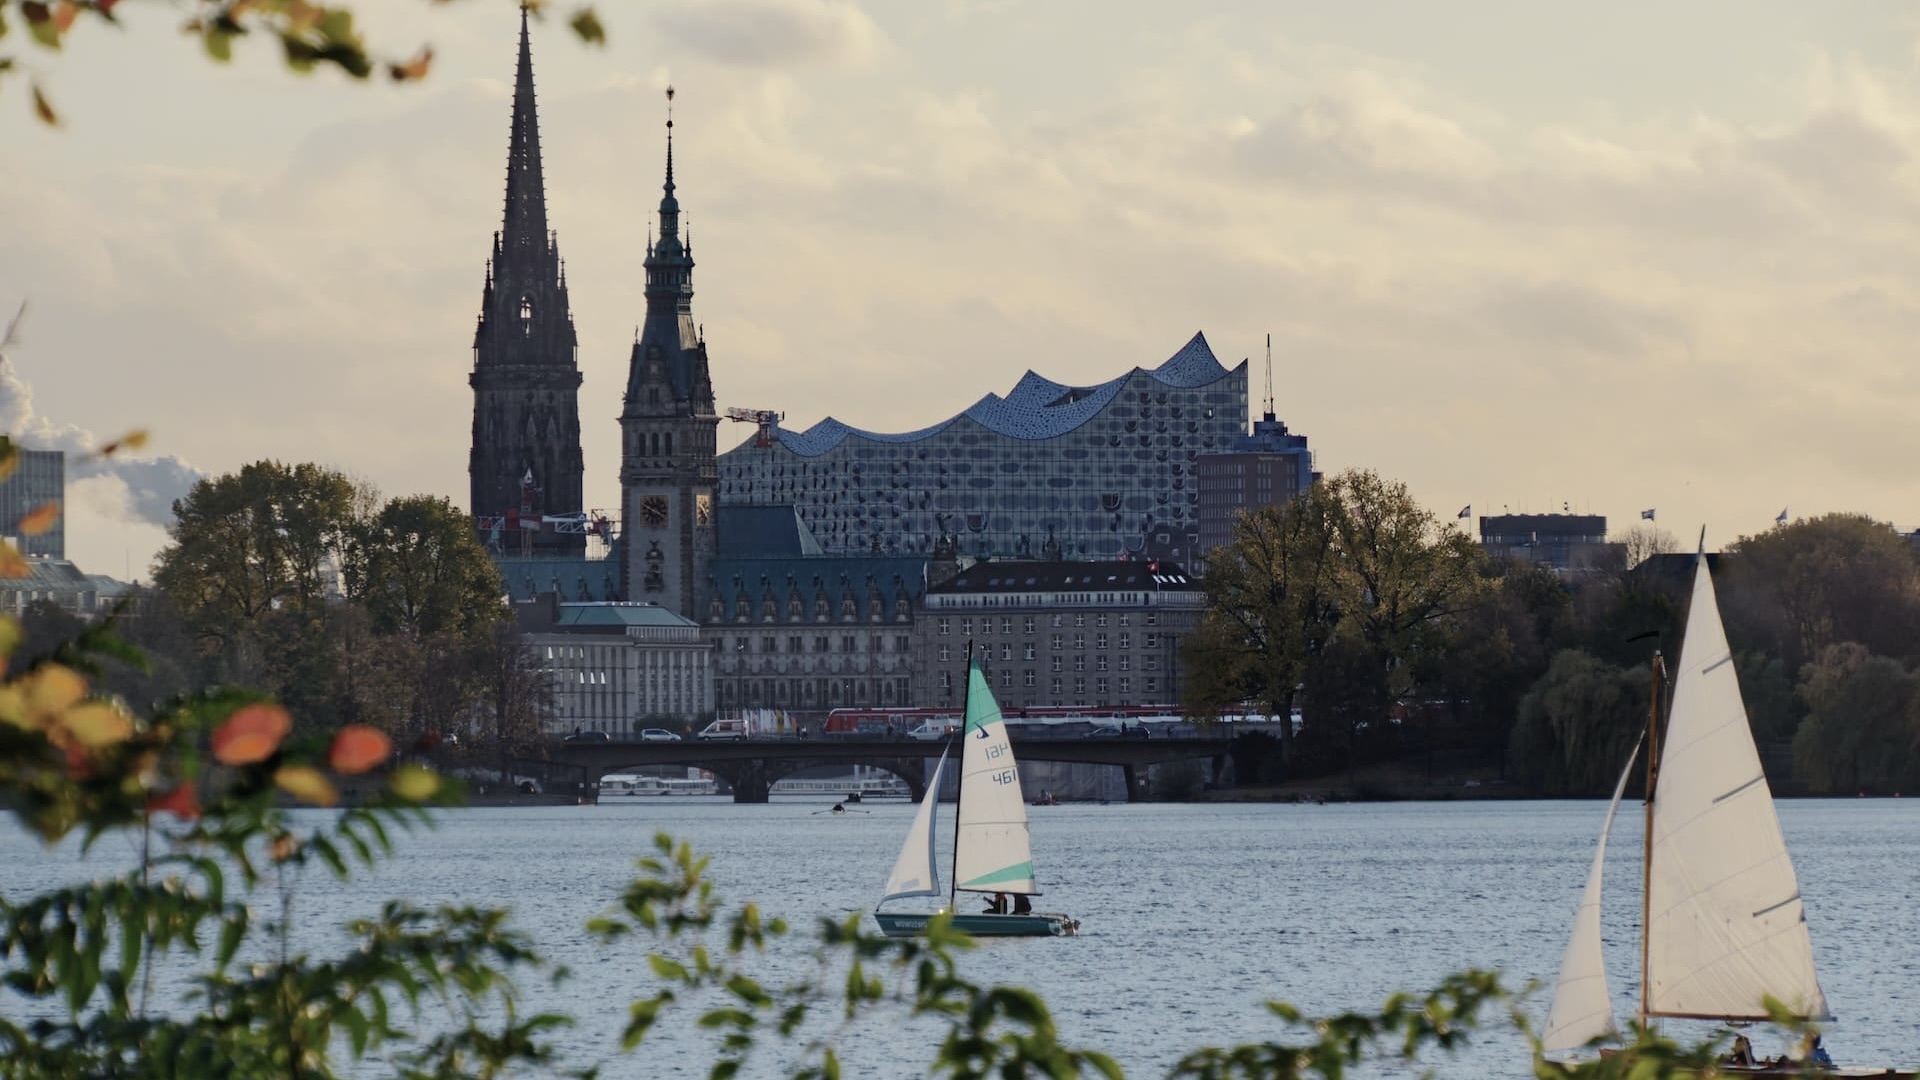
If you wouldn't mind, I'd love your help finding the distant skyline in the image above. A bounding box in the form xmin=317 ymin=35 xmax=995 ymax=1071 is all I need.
xmin=6 ymin=0 xmax=1920 ymax=577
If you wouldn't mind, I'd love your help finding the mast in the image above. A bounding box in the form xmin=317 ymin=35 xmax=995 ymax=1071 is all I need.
xmin=1638 ymin=648 xmax=1664 ymax=1029
xmin=948 ymin=639 xmax=972 ymax=914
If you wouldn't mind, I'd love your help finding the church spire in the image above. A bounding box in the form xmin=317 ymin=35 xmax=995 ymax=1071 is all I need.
xmin=500 ymin=5 xmax=549 ymax=254
xmin=656 ymin=86 xmax=683 ymax=256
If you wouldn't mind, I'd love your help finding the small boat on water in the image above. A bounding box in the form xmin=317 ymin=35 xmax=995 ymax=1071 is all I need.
xmin=1544 ymin=547 xmax=1914 ymax=1078
xmin=872 ymin=655 xmax=1078 ymax=938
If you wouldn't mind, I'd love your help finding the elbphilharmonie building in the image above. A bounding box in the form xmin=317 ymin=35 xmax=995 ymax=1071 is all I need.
xmin=716 ymin=333 xmax=1249 ymax=562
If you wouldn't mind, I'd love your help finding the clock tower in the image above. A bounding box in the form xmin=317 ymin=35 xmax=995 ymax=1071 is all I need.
xmin=620 ymin=88 xmax=718 ymax=617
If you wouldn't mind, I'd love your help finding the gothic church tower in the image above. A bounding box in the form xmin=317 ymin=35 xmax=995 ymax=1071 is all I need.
xmin=621 ymin=88 xmax=719 ymax=616
xmin=468 ymin=10 xmax=585 ymax=555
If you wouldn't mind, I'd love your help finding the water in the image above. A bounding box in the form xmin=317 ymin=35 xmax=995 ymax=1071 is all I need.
xmin=5 ymin=798 xmax=1918 ymax=1076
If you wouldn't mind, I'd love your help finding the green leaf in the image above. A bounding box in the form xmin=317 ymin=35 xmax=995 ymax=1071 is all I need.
xmin=22 ymin=3 xmax=60 ymax=50
xmin=216 ymin=908 xmax=247 ymax=970
xmin=204 ymin=28 xmax=233 ymax=63
xmin=568 ymin=8 xmax=605 ymax=45
xmin=647 ymin=954 xmax=689 ymax=982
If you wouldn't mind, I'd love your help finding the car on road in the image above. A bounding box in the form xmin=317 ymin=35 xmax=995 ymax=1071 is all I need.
xmin=563 ymin=730 xmax=611 ymax=743
xmin=1083 ymin=724 xmax=1148 ymax=740
xmin=639 ymin=728 xmax=681 ymax=742
xmin=697 ymin=718 xmax=749 ymax=741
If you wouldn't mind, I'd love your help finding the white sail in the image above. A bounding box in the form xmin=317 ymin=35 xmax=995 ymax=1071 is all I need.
xmin=877 ymin=749 xmax=948 ymax=906
xmin=1543 ymin=736 xmax=1642 ymax=1053
xmin=952 ymin=663 xmax=1037 ymax=895
xmin=1646 ymin=553 xmax=1829 ymax=1020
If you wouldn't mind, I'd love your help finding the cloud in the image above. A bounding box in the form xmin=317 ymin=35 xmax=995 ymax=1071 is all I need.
xmin=0 ymin=305 xmax=202 ymax=533
xmin=652 ymin=0 xmax=887 ymax=70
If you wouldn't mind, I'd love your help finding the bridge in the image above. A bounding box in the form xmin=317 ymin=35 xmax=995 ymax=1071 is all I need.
xmin=547 ymin=734 xmax=1235 ymax=803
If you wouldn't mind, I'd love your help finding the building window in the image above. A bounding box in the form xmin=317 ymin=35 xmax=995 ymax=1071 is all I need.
xmin=1073 ymin=655 xmax=1086 ymax=673
xmin=1096 ymin=678 xmax=1108 ymax=699
xmin=961 ymin=618 xmax=973 ymax=637
xmin=1146 ymin=613 xmax=1159 ymax=627
xmin=1096 ymin=614 xmax=1107 ymax=628
xmin=1050 ymin=677 xmax=1062 ymax=696
xmin=1023 ymin=616 xmax=1035 ymax=635
xmin=1074 ymin=677 xmax=1087 ymax=697
xmin=1024 ymin=670 xmax=1036 ymax=687
xmin=1119 ymin=655 xmax=1130 ymax=671
xmin=1095 ymin=634 xmax=1108 ymax=650
xmin=1119 ymin=676 xmax=1131 ymax=696
xmin=938 ymin=618 xmax=950 ymax=636
xmin=999 ymin=670 xmax=1011 ymax=689
xmin=1145 ymin=633 xmax=1159 ymax=649
xmin=1073 ymin=633 xmax=1085 ymax=650
xmin=999 ymin=643 xmax=1012 ymax=662
xmin=1050 ymin=656 xmax=1062 ymax=673
xmin=1051 ymin=634 xmax=1063 ymax=651
xmin=1023 ymin=644 xmax=1036 ymax=661
xmin=1146 ymin=656 xmax=1159 ymax=671
xmin=939 ymin=645 xmax=951 ymax=663
xmin=1145 ymin=677 xmax=1159 ymax=694
xmin=1074 ymin=614 xmax=1086 ymax=628
xmin=1118 ymin=614 xmax=1130 ymax=627
xmin=1001 ymin=617 xmax=1013 ymax=635
xmin=1118 ymin=633 xmax=1130 ymax=650
xmin=1095 ymin=655 xmax=1107 ymax=672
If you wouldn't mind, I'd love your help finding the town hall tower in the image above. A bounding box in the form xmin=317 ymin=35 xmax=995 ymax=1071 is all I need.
xmin=620 ymin=88 xmax=719 ymax=617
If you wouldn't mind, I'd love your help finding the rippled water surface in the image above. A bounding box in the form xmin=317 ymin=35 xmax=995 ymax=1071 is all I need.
xmin=6 ymin=797 xmax=1918 ymax=1077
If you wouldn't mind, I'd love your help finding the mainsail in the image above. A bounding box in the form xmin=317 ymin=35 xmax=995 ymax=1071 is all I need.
xmin=878 ymin=748 xmax=948 ymax=905
xmin=952 ymin=662 xmax=1037 ymax=894
xmin=1646 ymin=554 xmax=1829 ymax=1020
xmin=1543 ymin=736 xmax=1642 ymax=1053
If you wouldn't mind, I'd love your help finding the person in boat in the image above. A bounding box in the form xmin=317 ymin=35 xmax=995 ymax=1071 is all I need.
xmin=983 ymin=892 xmax=1008 ymax=915
xmin=1806 ymin=1035 xmax=1833 ymax=1068
xmin=1726 ymin=1034 xmax=1755 ymax=1067
xmin=1012 ymin=894 xmax=1032 ymax=915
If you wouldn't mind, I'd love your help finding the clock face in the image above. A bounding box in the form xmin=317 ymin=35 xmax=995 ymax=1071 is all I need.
xmin=695 ymin=494 xmax=713 ymax=526
xmin=640 ymin=496 xmax=669 ymax=528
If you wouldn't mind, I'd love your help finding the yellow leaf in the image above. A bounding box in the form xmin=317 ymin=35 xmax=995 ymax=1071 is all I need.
xmin=53 ymin=1 xmax=78 ymax=33
xmin=389 ymin=764 xmax=441 ymax=802
xmin=0 ymin=687 xmax=30 ymax=731
xmin=388 ymin=45 xmax=431 ymax=81
xmin=58 ymin=701 xmax=133 ymax=748
xmin=0 ymin=615 xmax=21 ymax=664
xmin=274 ymin=765 xmax=338 ymax=807
xmin=17 ymin=501 xmax=59 ymax=536
xmin=119 ymin=429 xmax=149 ymax=450
xmin=0 ymin=442 xmax=17 ymax=483
xmin=25 ymin=665 xmax=87 ymax=719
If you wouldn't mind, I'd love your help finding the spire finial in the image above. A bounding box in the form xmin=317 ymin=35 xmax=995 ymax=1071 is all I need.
xmin=664 ymin=85 xmax=676 ymax=196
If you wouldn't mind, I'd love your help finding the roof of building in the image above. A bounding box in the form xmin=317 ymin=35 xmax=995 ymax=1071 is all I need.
xmin=495 ymin=554 xmax=621 ymax=602
xmin=515 ymin=593 xmax=700 ymax=634
xmin=705 ymin=555 xmax=928 ymax=622
xmin=1478 ymin=514 xmax=1608 ymax=538
xmin=766 ymin=333 xmax=1239 ymax=456
xmin=715 ymin=506 xmax=825 ymax=559
xmin=1 ymin=557 xmax=100 ymax=590
xmin=931 ymin=559 xmax=1197 ymax=594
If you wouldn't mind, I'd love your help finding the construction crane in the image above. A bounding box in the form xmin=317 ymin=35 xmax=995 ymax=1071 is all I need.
xmin=724 ymin=407 xmax=784 ymax=448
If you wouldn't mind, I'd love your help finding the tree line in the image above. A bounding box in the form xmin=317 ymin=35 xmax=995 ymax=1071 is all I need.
xmin=1183 ymin=468 xmax=1920 ymax=795
xmin=16 ymin=460 xmax=550 ymax=780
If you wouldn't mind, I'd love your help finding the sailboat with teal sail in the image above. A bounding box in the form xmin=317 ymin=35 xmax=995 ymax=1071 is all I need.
xmin=873 ymin=656 xmax=1079 ymax=938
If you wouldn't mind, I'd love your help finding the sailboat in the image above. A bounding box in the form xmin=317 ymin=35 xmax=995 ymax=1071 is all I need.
xmin=873 ymin=658 xmax=1079 ymax=938
xmin=1544 ymin=550 xmax=1913 ymax=1077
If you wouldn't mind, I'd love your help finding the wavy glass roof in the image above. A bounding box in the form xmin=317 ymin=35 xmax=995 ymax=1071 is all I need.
xmin=773 ymin=333 xmax=1230 ymax=457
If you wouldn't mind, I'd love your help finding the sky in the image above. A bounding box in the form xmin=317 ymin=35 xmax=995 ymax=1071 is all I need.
xmin=6 ymin=0 xmax=1920 ymax=579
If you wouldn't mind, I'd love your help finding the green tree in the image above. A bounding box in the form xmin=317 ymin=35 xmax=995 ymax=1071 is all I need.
xmin=1182 ymin=482 xmax=1344 ymax=767
xmin=1792 ymin=642 xmax=1920 ymax=794
xmin=469 ymin=617 xmax=552 ymax=786
xmin=1508 ymin=649 xmax=1651 ymax=795
xmin=1721 ymin=514 xmax=1920 ymax=674
xmin=348 ymin=493 xmax=504 ymax=641
xmin=153 ymin=460 xmax=357 ymax=664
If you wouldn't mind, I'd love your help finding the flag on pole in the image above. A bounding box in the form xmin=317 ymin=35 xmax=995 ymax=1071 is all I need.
xmin=1457 ymin=505 xmax=1470 ymax=520
xmin=1641 ymin=509 xmax=1656 ymax=521
xmin=1776 ymin=507 xmax=1789 ymax=525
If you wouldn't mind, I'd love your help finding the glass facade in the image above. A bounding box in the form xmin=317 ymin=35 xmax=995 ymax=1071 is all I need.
xmin=716 ymin=334 xmax=1248 ymax=563
xmin=0 ymin=448 xmax=64 ymax=559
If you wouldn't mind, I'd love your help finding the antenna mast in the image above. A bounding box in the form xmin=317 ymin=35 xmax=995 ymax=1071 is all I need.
xmin=1262 ymin=332 xmax=1276 ymax=422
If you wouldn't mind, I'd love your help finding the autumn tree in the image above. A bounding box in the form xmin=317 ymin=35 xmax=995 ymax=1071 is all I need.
xmin=1792 ymin=643 xmax=1920 ymax=794
xmin=1507 ymin=649 xmax=1651 ymax=795
xmin=1720 ymin=514 xmax=1920 ymax=673
xmin=348 ymin=494 xmax=504 ymax=640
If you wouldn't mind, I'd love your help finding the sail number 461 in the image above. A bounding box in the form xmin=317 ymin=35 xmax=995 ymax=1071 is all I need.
xmin=990 ymin=769 xmax=1019 ymax=785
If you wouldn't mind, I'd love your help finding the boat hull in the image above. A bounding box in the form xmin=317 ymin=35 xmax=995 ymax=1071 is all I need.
xmin=874 ymin=910 xmax=1079 ymax=938
xmin=1596 ymin=1049 xmax=1914 ymax=1078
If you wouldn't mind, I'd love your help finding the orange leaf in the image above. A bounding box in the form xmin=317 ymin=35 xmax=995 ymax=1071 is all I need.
xmin=274 ymin=765 xmax=337 ymax=807
xmin=0 ymin=543 xmax=28 ymax=579
xmin=31 ymin=83 xmax=58 ymax=127
xmin=18 ymin=500 xmax=60 ymax=536
xmin=212 ymin=703 xmax=292 ymax=766
xmin=389 ymin=45 xmax=432 ymax=81
xmin=25 ymin=665 xmax=87 ymax=720
xmin=327 ymin=724 xmax=391 ymax=774
xmin=146 ymin=784 xmax=201 ymax=821
xmin=270 ymin=832 xmax=299 ymax=861
xmin=53 ymin=1 xmax=78 ymax=33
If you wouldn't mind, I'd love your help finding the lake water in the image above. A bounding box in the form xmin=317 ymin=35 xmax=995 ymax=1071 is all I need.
xmin=5 ymin=797 xmax=1917 ymax=1077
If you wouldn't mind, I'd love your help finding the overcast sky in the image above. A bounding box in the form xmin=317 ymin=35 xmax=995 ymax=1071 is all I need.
xmin=6 ymin=0 xmax=1920 ymax=579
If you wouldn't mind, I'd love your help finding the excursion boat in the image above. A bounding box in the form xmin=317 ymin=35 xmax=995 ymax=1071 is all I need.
xmin=872 ymin=655 xmax=1078 ymax=938
xmin=1544 ymin=548 xmax=1914 ymax=1078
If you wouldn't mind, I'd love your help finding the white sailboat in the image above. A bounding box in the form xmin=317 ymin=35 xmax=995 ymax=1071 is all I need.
xmin=873 ymin=658 xmax=1078 ymax=938
xmin=1545 ymin=551 xmax=1912 ymax=1076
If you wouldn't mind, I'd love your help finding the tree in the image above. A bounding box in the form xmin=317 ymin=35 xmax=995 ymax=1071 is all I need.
xmin=1507 ymin=649 xmax=1651 ymax=794
xmin=1721 ymin=514 xmax=1920 ymax=674
xmin=348 ymin=494 xmax=504 ymax=641
xmin=1620 ymin=523 xmax=1678 ymax=569
xmin=1792 ymin=642 xmax=1920 ymax=793
xmin=4 ymin=0 xmax=606 ymax=127
xmin=469 ymin=618 xmax=552 ymax=785
xmin=152 ymin=460 xmax=357 ymax=662
xmin=1182 ymin=482 xmax=1344 ymax=767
